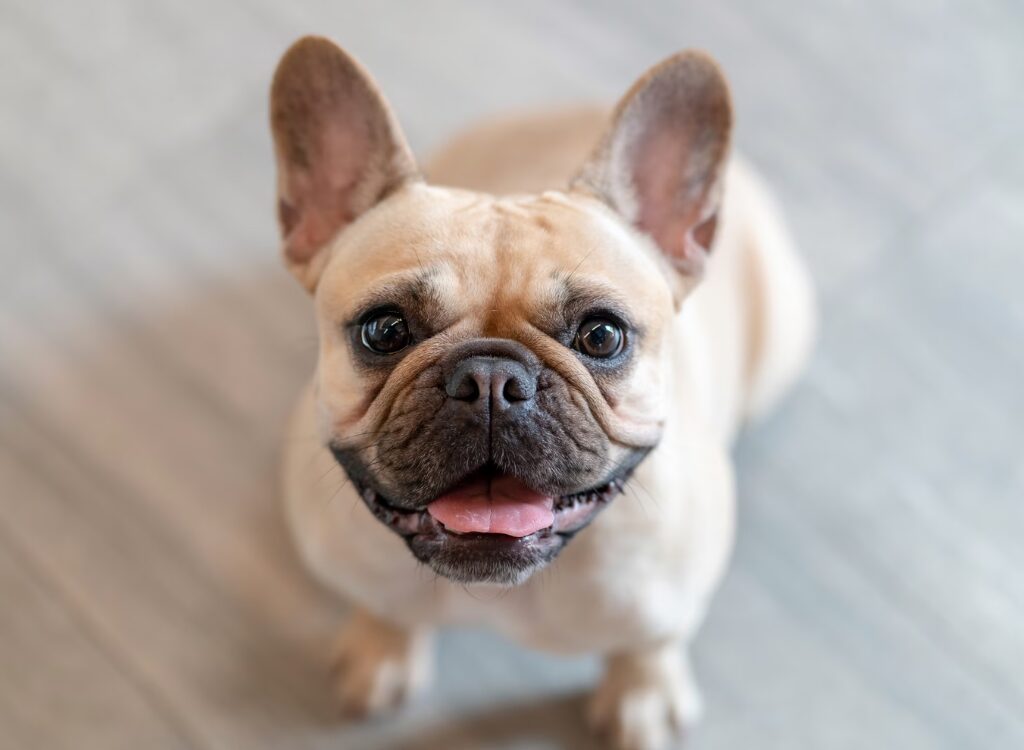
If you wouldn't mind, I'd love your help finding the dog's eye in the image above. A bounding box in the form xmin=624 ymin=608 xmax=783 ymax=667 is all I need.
xmin=360 ymin=311 xmax=411 ymax=354
xmin=574 ymin=318 xmax=624 ymax=359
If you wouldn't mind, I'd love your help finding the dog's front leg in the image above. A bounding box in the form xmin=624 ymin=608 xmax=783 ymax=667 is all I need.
xmin=588 ymin=640 xmax=702 ymax=750
xmin=331 ymin=608 xmax=434 ymax=717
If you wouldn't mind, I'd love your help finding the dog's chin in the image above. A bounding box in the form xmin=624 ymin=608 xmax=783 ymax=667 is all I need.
xmin=352 ymin=469 xmax=628 ymax=586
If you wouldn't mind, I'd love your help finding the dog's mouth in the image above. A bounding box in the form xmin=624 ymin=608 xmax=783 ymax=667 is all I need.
xmin=360 ymin=465 xmax=626 ymax=539
xmin=348 ymin=463 xmax=633 ymax=585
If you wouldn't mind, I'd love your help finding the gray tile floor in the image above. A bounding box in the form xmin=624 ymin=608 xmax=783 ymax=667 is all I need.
xmin=1 ymin=1 xmax=1022 ymax=748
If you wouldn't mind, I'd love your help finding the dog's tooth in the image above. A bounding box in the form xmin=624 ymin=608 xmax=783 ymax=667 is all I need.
xmin=420 ymin=510 xmax=440 ymax=534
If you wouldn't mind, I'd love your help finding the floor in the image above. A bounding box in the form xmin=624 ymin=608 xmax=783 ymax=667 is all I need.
xmin=1 ymin=1 xmax=1023 ymax=748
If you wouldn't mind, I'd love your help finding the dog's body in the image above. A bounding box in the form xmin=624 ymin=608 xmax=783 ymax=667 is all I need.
xmin=275 ymin=39 xmax=813 ymax=749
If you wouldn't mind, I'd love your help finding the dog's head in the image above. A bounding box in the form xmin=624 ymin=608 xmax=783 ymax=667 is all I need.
xmin=270 ymin=37 xmax=732 ymax=585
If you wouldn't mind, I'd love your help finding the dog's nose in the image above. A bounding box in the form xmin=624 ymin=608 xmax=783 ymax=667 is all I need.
xmin=445 ymin=356 xmax=537 ymax=410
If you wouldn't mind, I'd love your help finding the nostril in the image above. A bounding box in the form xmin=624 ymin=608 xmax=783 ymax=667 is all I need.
xmin=502 ymin=376 xmax=534 ymax=403
xmin=447 ymin=369 xmax=482 ymax=401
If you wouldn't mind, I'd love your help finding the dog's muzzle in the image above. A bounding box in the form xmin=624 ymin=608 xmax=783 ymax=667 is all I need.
xmin=331 ymin=338 xmax=650 ymax=585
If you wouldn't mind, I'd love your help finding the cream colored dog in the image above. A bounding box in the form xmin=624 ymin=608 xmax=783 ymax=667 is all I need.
xmin=275 ymin=36 xmax=814 ymax=750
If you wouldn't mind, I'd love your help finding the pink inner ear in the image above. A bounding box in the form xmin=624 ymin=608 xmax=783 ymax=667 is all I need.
xmin=691 ymin=214 xmax=718 ymax=252
xmin=271 ymin=37 xmax=418 ymax=285
xmin=633 ymin=127 xmax=710 ymax=273
xmin=278 ymin=199 xmax=299 ymax=236
xmin=575 ymin=51 xmax=731 ymax=277
xmin=281 ymin=182 xmax=349 ymax=265
xmin=282 ymin=127 xmax=366 ymax=265
xmin=285 ymin=203 xmax=351 ymax=264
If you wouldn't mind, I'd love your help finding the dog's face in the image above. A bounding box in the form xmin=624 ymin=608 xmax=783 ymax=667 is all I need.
xmin=270 ymin=37 xmax=731 ymax=584
xmin=313 ymin=189 xmax=670 ymax=585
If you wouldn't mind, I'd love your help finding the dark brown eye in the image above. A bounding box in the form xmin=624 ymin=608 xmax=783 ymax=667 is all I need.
xmin=574 ymin=317 xmax=624 ymax=359
xmin=360 ymin=311 xmax=411 ymax=354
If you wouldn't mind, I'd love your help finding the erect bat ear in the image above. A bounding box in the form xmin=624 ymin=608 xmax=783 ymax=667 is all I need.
xmin=572 ymin=51 xmax=733 ymax=279
xmin=270 ymin=36 xmax=418 ymax=291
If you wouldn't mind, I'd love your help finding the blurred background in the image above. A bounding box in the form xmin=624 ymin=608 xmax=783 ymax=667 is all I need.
xmin=1 ymin=1 xmax=1022 ymax=748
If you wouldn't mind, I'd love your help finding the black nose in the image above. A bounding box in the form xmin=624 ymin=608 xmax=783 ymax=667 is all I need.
xmin=445 ymin=356 xmax=537 ymax=410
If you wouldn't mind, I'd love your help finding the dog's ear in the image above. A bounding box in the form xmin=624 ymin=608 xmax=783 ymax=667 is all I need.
xmin=572 ymin=51 xmax=732 ymax=280
xmin=270 ymin=37 xmax=418 ymax=291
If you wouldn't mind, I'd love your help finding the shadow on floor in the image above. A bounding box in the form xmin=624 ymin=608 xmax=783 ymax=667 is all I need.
xmin=383 ymin=691 xmax=595 ymax=750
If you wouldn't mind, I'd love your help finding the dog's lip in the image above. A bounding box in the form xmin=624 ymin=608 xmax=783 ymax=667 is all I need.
xmin=357 ymin=470 xmax=627 ymax=540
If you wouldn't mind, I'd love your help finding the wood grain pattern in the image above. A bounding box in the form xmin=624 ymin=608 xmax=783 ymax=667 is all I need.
xmin=1 ymin=1 xmax=1022 ymax=747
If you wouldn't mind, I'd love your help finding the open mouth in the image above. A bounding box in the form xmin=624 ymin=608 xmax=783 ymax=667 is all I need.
xmin=360 ymin=465 xmax=627 ymax=539
xmin=346 ymin=462 xmax=634 ymax=584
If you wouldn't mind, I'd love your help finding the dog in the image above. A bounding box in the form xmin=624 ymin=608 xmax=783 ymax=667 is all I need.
xmin=274 ymin=36 xmax=814 ymax=750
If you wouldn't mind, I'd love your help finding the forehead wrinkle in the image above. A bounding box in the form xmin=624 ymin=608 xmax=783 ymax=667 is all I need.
xmin=477 ymin=204 xmax=536 ymax=335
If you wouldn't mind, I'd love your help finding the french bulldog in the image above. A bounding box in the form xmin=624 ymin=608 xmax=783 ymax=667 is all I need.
xmin=275 ymin=36 xmax=814 ymax=750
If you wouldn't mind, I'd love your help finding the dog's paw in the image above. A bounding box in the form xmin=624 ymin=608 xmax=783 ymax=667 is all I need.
xmin=587 ymin=648 xmax=702 ymax=750
xmin=330 ymin=610 xmax=433 ymax=718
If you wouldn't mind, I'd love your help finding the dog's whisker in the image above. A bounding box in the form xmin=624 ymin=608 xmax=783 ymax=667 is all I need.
xmin=323 ymin=475 xmax=352 ymax=508
xmin=628 ymin=474 xmax=661 ymax=510
xmin=312 ymin=461 xmax=341 ymax=488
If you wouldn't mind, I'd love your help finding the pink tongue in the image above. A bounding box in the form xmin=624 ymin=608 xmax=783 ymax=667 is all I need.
xmin=427 ymin=475 xmax=555 ymax=537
